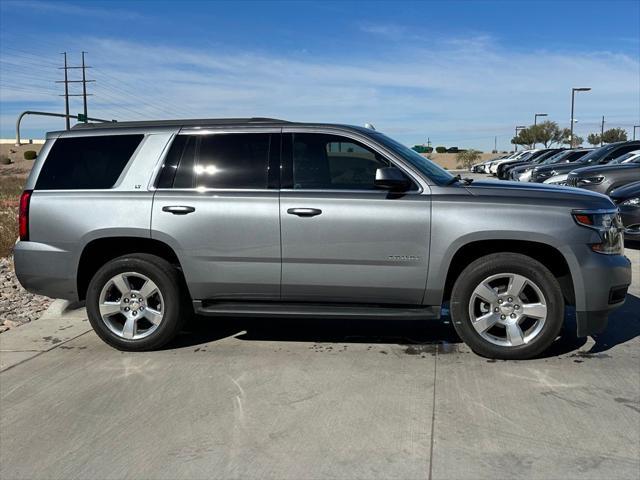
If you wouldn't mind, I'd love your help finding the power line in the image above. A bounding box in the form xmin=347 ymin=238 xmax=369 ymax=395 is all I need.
xmin=91 ymin=67 xmax=196 ymax=117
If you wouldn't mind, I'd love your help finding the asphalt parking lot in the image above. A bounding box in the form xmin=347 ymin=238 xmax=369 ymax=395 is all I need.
xmin=1 ymin=248 xmax=638 ymax=480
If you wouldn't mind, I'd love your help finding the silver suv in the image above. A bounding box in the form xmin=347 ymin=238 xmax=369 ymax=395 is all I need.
xmin=14 ymin=118 xmax=631 ymax=359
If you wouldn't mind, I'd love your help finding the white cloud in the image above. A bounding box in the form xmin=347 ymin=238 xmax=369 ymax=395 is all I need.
xmin=1 ymin=35 xmax=638 ymax=149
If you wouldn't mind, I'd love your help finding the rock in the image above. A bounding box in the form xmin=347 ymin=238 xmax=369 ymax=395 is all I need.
xmin=0 ymin=256 xmax=53 ymax=332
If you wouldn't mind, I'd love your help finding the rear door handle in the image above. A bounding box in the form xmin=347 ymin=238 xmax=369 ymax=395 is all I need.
xmin=287 ymin=208 xmax=322 ymax=217
xmin=162 ymin=206 xmax=195 ymax=215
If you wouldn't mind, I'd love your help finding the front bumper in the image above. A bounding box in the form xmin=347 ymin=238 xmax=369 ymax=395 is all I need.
xmin=569 ymin=247 xmax=632 ymax=337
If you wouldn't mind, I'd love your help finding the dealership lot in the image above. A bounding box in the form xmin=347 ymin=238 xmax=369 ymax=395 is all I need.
xmin=0 ymin=247 xmax=638 ymax=480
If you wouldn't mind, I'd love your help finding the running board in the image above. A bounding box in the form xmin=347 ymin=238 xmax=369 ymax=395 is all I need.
xmin=193 ymin=301 xmax=441 ymax=320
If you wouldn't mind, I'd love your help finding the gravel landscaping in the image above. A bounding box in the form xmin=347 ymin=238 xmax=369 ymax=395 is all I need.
xmin=0 ymin=256 xmax=52 ymax=332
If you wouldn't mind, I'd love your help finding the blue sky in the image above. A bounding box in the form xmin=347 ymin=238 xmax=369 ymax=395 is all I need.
xmin=1 ymin=0 xmax=638 ymax=150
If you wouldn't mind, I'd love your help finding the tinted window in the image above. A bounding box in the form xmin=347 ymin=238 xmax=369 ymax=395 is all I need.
xmin=36 ymin=135 xmax=143 ymax=190
xmin=156 ymin=134 xmax=189 ymax=188
xmin=292 ymin=133 xmax=391 ymax=190
xmin=168 ymin=133 xmax=270 ymax=189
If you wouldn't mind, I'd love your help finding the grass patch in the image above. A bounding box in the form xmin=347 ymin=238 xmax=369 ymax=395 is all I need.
xmin=0 ymin=176 xmax=25 ymax=257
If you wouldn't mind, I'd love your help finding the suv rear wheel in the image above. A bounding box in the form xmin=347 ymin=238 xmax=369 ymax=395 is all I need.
xmin=450 ymin=253 xmax=564 ymax=360
xmin=86 ymin=254 xmax=186 ymax=351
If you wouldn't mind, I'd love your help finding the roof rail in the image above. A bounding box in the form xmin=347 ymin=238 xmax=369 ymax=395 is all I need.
xmin=71 ymin=117 xmax=290 ymax=129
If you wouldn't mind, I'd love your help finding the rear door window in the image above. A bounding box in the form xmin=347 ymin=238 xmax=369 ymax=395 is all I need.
xmin=35 ymin=134 xmax=143 ymax=190
xmin=162 ymin=133 xmax=271 ymax=189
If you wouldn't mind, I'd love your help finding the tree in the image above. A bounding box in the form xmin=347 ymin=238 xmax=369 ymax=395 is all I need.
xmin=456 ymin=149 xmax=482 ymax=169
xmin=435 ymin=146 xmax=447 ymax=153
xmin=587 ymin=133 xmax=601 ymax=146
xmin=533 ymin=121 xmax=567 ymax=147
xmin=601 ymin=128 xmax=627 ymax=144
xmin=511 ymin=127 xmax=537 ymax=149
xmin=558 ymin=128 xmax=582 ymax=147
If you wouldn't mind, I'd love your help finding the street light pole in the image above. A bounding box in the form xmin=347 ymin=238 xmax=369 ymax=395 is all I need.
xmin=570 ymin=87 xmax=591 ymax=149
xmin=534 ymin=113 xmax=547 ymax=126
xmin=514 ymin=125 xmax=526 ymax=152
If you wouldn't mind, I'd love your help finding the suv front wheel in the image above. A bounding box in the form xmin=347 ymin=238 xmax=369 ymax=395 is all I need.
xmin=450 ymin=253 xmax=564 ymax=360
xmin=86 ymin=254 xmax=187 ymax=351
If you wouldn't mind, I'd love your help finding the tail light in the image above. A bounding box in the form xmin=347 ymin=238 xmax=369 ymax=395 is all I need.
xmin=19 ymin=190 xmax=32 ymax=241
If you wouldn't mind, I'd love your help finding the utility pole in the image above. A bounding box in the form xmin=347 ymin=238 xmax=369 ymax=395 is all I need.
xmin=57 ymin=52 xmax=94 ymax=128
xmin=58 ymin=52 xmax=70 ymax=130
xmin=600 ymin=116 xmax=605 ymax=147
xmin=81 ymin=51 xmax=88 ymax=119
xmin=494 ymin=136 xmax=497 ymax=153
xmin=426 ymin=137 xmax=431 ymax=149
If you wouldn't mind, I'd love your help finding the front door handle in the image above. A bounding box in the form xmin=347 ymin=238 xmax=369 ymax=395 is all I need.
xmin=162 ymin=205 xmax=196 ymax=215
xmin=287 ymin=207 xmax=322 ymax=217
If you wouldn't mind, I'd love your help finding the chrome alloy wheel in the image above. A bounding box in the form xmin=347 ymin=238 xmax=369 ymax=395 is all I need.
xmin=98 ymin=272 xmax=164 ymax=340
xmin=468 ymin=273 xmax=548 ymax=347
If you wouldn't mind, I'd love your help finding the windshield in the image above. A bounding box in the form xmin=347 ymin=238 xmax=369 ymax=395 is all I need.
xmin=539 ymin=151 xmax=569 ymax=165
xmin=609 ymin=151 xmax=640 ymax=164
xmin=575 ymin=144 xmax=618 ymax=164
xmin=372 ymin=133 xmax=455 ymax=185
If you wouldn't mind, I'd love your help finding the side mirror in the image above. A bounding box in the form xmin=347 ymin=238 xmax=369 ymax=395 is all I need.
xmin=374 ymin=167 xmax=411 ymax=191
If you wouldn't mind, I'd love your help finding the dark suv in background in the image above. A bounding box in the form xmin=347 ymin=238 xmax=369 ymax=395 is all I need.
xmin=531 ymin=141 xmax=640 ymax=183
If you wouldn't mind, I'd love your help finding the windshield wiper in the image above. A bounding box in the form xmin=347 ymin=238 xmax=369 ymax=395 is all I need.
xmin=446 ymin=174 xmax=474 ymax=185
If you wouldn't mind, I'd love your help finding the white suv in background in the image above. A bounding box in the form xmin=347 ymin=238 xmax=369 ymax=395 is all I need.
xmin=488 ymin=149 xmax=539 ymax=175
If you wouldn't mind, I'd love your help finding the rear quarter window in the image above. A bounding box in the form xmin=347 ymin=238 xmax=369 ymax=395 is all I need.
xmin=35 ymin=134 xmax=144 ymax=190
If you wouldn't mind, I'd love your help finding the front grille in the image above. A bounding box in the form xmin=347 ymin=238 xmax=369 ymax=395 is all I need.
xmin=566 ymin=177 xmax=578 ymax=187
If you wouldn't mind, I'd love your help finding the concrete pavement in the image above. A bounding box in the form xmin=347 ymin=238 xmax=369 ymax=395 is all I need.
xmin=1 ymin=249 xmax=638 ymax=480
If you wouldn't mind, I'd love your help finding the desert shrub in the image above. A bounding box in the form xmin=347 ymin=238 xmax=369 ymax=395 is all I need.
xmin=435 ymin=146 xmax=447 ymax=153
xmin=0 ymin=176 xmax=25 ymax=257
xmin=1 ymin=155 xmax=12 ymax=165
xmin=24 ymin=150 xmax=37 ymax=160
xmin=456 ymin=149 xmax=482 ymax=170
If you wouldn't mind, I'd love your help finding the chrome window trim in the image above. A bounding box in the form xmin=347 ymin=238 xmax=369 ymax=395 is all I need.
xmin=153 ymin=188 xmax=275 ymax=193
xmin=282 ymin=126 xmax=429 ymax=193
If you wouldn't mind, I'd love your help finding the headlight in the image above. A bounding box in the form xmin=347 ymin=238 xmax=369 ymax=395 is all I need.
xmin=621 ymin=197 xmax=640 ymax=207
xmin=572 ymin=209 xmax=625 ymax=255
xmin=577 ymin=176 xmax=604 ymax=186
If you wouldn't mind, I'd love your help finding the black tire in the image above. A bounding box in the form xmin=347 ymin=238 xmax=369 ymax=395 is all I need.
xmin=450 ymin=253 xmax=564 ymax=360
xmin=86 ymin=253 xmax=187 ymax=351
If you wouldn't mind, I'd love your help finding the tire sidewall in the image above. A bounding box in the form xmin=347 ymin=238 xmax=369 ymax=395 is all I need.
xmin=451 ymin=253 xmax=564 ymax=360
xmin=86 ymin=255 xmax=183 ymax=351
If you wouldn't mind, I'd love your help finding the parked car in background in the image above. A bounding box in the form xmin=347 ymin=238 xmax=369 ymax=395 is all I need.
xmin=531 ymin=141 xmax=640 ymax=183
xmin=543 ymin=173 xmax=571 ymax=185
xmin=607 ymin=150 xmax=640 ymax=165
xmin=566 ymin=159 xmax=640 ymax=194
xmin=498 ymin=148 xmax=564 ymax=180
xmin=489 ymin=149 xmax=538 ymax=175
xmin=609 ymin=181 xmax=640 ymax=239
xmin=471 ymin=155 xmax=507 ymax=173
xmin=13 ymin=118 xmax=631 ymax=360
xmin=510 ymin=149 xmax=592 ymax=181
